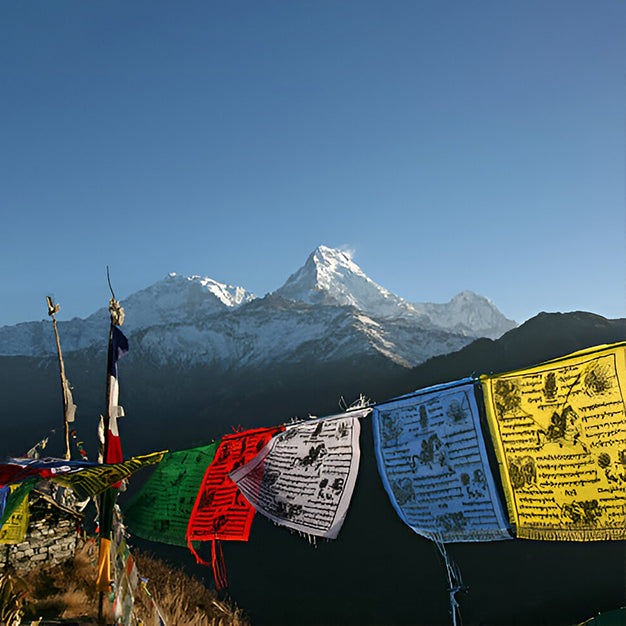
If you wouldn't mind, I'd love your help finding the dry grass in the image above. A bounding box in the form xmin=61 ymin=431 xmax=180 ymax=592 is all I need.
xmin=20 ymin=538 xmax=248 ymax=625
xmin=23 ymin=538 xmax=103 ymax=621
xmin=0 ymin=570 xmax=33 ymax=624
xmin=132 ymin=551 xmax=249 ymax=626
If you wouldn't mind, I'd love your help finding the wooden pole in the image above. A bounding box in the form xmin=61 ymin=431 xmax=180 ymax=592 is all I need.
xmin=47 ymin=297 xmax=71 ymax=461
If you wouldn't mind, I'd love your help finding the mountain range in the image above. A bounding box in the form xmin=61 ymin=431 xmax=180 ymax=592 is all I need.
xmin=0 ymin=245 xmax=516 ymax=369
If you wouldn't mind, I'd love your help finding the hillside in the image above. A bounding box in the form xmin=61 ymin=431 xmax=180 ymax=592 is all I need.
xmin=1 ymin=539 xmax=247 ymax=625
xmin=1 ymin=311 xmax=624 ymax=625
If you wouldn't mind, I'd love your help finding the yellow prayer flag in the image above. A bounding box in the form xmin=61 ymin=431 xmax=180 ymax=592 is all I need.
xmin=52 ymin=451 xmax=167 ymax=501
xmin=0 ymin=485 xmax=29 ymax=545
xmin=481 ymin=342 xmax=626 ymax=541
xmin=96 ymin=536 xmax=112 ymax=592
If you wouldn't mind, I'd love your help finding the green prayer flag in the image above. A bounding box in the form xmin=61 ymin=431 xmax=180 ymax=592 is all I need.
xmin=122 ymin=443 xmax=219 ymax=547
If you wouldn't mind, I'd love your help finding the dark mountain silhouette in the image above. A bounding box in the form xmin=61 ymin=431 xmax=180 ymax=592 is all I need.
xmin=396 ymin=311 xmax=626 ymax=393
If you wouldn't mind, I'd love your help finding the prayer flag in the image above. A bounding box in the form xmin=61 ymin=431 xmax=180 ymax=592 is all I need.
xmin=114 ymin=554 xmax=138 ymax=626
xmin=123 ymin=443 xmax=220 ymax=547
xmin=481 ymin=343 xmax=626 ymax=541
xmin=373 ymin=379 xmax=511 ymax=542
xmin=96 ymin=536 xmax=113 ymax=593
xmin=111 ymin=521 xmax=138 ymax=625
xmin=187 ymin=426 xmax=283 ymax=588
xmin=63 ymin=378 xmax=77 ymax=423
xmin=53 ymin=452 xmax=167 ymax=501
xmin=105 ymin=325 xmax=129 ymax=465
xmin=0 ymin=483 xmax=32 ymax=544
xmin=96 ymin=486 xmax=120 ymax=593
xmin=0 ymin=458 xmax=97 ymax=488
xmin=0 ymin=487 xmax=7 ymax=519
xmin=231 ymin=408 xmax=370 ymax=539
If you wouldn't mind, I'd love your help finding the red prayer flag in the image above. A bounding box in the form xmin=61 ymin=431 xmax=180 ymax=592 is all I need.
xmin=186 ymin=425 xmax=283 ymax=587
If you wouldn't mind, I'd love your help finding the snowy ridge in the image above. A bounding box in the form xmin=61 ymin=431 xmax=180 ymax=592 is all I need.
xmin=132 ymin=296 xmax=473 ymax=368
xmin=118 ymin=273 xmax=255 ymax=329
xmin=0 ymin=274 xmax=256 ymax=356
xmin=275 ymin=245 xmax=516 ymax=338
xmin=411 ymin=291 xmax=516 ymax=339
xmin=0 ymin=246 xmax=516 ymax=367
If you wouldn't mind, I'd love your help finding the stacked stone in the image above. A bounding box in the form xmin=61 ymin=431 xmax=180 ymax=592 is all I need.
xmin=7 ymin=518 xmax=78 ymax=572
xmin=0 ymin=487 xmax=82 ymax=572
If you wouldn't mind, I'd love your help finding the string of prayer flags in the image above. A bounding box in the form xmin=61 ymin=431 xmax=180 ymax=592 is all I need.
xmin=231 ymin=408 xmax=371 ymax=539
xmin=186 ymin=426 xmax=283 ymax=588
xmin=139 ymin=577 xmax=167 ymax=626
xmin=480 ymin=342 xmax=626 ymax=541
xmin=71 ymin=429 xmax=89 ymax=459
xmin=0 ymin=483 xmax=33 ymax=544
xmin=111 ymin=513 xmax=139 ymax=625
xmin=52 ymin=451 xmax=167 ymax=501
xmin=0 ymin=457 xmax=97 ymax=488
xmin=123 ymin=443 xmax=220 ymax=547
xmin=373 ymin=379 xmax=511 ymax=542
xmin=113 ymin=551 xmax=138 ymax=626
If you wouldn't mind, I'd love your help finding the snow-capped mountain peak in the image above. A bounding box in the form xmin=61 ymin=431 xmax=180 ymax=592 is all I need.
xmin=308 ymin=245 xmax=368 ymax=283
xmin=411 ymin=290 xmax=517 ymax=339
xmin=169 ymin=273 xmax=255 ymax=309
xmin=118 ymin=273 xmax=256 ymax=330
xmin=274 ymin=245 xmax=413 ymax=317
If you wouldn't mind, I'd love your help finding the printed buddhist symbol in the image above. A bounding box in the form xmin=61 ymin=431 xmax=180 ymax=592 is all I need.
xmin=538 ymin=405 xmax=587 ymax=452
xmin=597 ymin=453 xmax=626 ymax=484
xmin=561 ymin=499 xmax=603 ymax=526
xmin=436 ymin=511 xmax=467 ymax=533
xmin=318 ymin=477 xmax=345 ymax=500
xmin=494 ymin=378 xmax=523 ymax=418
xmin=296 ymin=443 xmax=327 ymax=471
xmin=410 ymin=434 xmax=453 ymax=473
xmin=584 ymin=362 xmax=613 ymax=396
xmin=446 ymin=398 xmax=467 ymax=422
xmin=391 ymin=477 xmax=415 ymax=506
xmin=460 ymin=469 xmax=487 ymax=499
xmin=508 ymin=456 xmax=537 ymax=491
xmin=380 ymin=412 xmax=403 ymax=445
xmin=335 ymin=421 xmax=349 ymax=439
xmin=543 ymin=372 xmax=558 ymax=400
xmin=419 ymin=405 xmax=428 ymax=429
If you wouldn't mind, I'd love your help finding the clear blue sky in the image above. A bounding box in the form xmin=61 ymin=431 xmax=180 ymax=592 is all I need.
xmin=1 ymin=0 xmax=624 ymax=328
